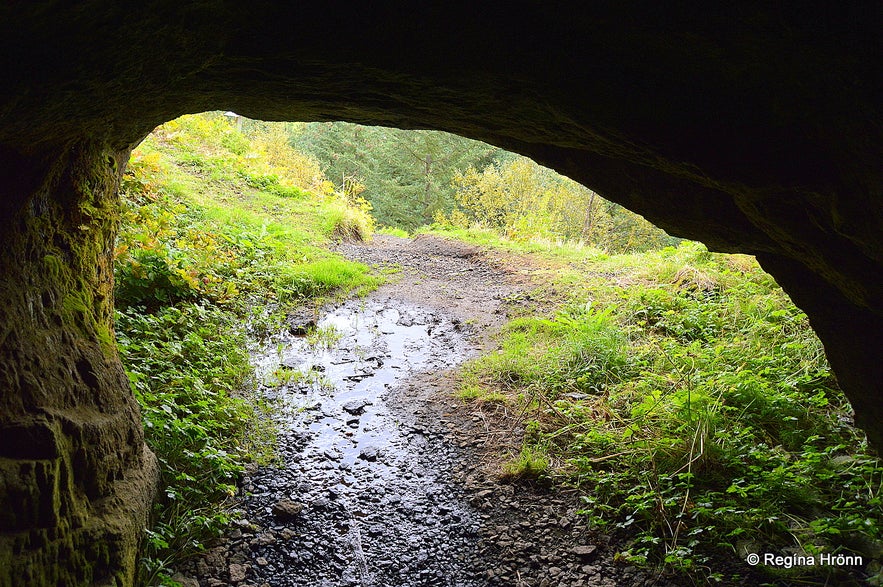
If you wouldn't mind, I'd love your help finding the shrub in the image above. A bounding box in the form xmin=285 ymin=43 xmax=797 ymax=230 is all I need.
xmin=458 ymin=245 xmax=882 ymax=584
xmin=325 ymin=200 xmax=375 ymax=241
xmin=115 ymin=248 xmax=197 ymax=311
xmin=117 ymin=303 xmax=265 ymax=585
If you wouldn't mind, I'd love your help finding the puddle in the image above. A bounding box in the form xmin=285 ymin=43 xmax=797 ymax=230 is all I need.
xmin=242 ymin=299 xmax=485 ymax=586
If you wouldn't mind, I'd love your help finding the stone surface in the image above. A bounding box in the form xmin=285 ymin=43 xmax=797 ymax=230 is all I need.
xmin=271 ymin=499 xmax=304 ymax=521
xmin=342 ymin=399 xmax=371 ymax=415
xmin=572 ymin=545 xmax=598 ymax=559
xmin=229 ymin=562 xmax=248 ymax=583
xmin=0 ymin=4 xmax=880 ymax=585
xmin=0 ymin=141 xmax=158 ymax=586
xmin=170 ymin=574 xmax=200 ymax=587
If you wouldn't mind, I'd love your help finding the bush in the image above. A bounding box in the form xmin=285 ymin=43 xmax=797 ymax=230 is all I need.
xmin=459 ymin=246 xmax=882 ymax=584
xmin=115 ymin=248 xmax=197 ymax=310
xmin=325 ymin=200 xmax=375 ymax=242
xmin=117 ymin=113 xmax=381 ymax=585
xmin=117 ymin=303 xmax=264 ymax=585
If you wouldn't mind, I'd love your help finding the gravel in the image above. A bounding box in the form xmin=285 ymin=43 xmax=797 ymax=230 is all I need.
xmin=176 ymin=235 xmax=690 ymax=587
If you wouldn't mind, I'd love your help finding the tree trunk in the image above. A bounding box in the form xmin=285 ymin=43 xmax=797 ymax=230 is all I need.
xmin=422 ymin=153 xmax=434 ymax=223
xmin=582 ymin=191 xmax=597 ymax=242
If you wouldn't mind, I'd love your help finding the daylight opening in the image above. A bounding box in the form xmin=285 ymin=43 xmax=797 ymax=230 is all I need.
xmin=121 ymin=113 xmax=880 ymax=587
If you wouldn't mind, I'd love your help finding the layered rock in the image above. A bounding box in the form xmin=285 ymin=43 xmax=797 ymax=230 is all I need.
xmin=0 ymin=141 xmax=157 ymax=585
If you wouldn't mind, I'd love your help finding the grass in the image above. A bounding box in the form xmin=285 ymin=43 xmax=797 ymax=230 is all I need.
xmin=501 ymin=445 xmax=552 ymax=485
xmin=456 ymin=238 xmax=882 ymax=585
xmin=418 ymin=223 xmax=613 ymax=264
xmin=376 ymin=225 xmax=411 ymax=238
xmin=115 ymin=113 xmax=380 ymax=585
xmin=457 ymin=383 xmax=507 ymax=403
xmin=306 ymin=324 xmax=343 ymax=349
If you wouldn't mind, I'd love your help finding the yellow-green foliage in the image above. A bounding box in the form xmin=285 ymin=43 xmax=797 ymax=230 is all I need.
xmin=453 ymin=157 xmax=575 ymax=240
xmin=116 ymin=113 xmax=378 ymax=312
xmin=154 ymin=113 xmax=339 ymax=201
xmin=247 ymin=123 xmax=328 ymax=193
xmin=458 ymin=239 xmax=881 ymax=583
xmin=324 ymin=199 xmax=376 ymax=242
xmin=116 ymin=113 xmax=381 ymax=585
xmin=376 ymin=226 xmax=410 ymax=238
xmin=502 ymin=444 xmax=551 ymax=483
xmin=447 ymin=156 xmax=673 ymax=251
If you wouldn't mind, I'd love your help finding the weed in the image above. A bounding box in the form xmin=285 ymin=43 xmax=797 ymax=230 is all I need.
xmin=264 ymin=366 xmax=300 ymax=387
xmin=457 ymin=239 xmax=882 ymax=584
xmin=117 ymin=303 xmax=261 ymax=585
xmin=306 ymin=325 xmax=342 ymax=349
xmin=500 ymin=444 xmax=551 ymax=485
xmin=118 ymin=113 xmax=381 ymax=585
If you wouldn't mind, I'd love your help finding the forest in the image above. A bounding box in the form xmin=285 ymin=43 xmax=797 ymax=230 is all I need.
xmin=117 ymin=113 xmax=881 ymax=586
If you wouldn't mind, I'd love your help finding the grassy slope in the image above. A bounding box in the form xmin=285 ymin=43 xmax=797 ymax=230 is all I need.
xmin=118 ymin=114 xmax=880 ymax=585
xmin=427 ymin=226 xmax=882 ymax=585
xmin=115 ymin=113 xmax=378 ymax=585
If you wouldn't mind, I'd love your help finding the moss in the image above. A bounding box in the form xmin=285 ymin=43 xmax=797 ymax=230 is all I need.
xmin=95 ymin=324 xmax=116 ymax=356
xmin=42 ymin=254 xmax=67 ymax=283
xmin=62 ymin=290 xmax=92 ymax=316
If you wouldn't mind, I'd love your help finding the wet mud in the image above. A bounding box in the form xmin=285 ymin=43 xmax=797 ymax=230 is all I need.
xmin=245 ymin=299 xmax=484 ymax=586
xmin=179 ymin=236 xmax=688 ymax=587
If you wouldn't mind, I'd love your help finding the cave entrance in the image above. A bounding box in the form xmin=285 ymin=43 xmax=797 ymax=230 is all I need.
xmin=1 ymin=7 xmax=880 ymax=582
xmin=118 ymin=115 xmax=880 ymax=587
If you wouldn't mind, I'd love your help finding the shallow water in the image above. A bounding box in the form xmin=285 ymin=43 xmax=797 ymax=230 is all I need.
xmin=243 ymin=299 xmax=485 ymax=586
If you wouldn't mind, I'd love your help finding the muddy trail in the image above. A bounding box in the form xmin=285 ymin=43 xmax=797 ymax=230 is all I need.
xmin=178 ymin=235 xmax=685 ymax=587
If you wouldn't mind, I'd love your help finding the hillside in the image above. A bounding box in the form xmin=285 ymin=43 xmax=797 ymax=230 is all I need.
xmin=118 ymin=114 xmax=881 ymax=587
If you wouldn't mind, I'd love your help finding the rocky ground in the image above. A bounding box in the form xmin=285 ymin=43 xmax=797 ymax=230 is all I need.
xmin=174 ymin=235 xmax=690 ymax=587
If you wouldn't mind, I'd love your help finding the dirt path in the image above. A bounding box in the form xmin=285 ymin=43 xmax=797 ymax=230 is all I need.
xmin=177 ymin=235 xmax=683 ymax=587
xmin=338 ymin=234 xmax=524 ymax=333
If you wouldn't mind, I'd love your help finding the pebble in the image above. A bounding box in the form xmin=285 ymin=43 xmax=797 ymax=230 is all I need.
xmin=572 ymin=544 xmax=598 ymax=559
xmin=228 ymin=563 xmax=248 ymax=582
xmin=270 ymin=499 xmax=303 ymax=520
xmin=173 ymin=241 xmax=675 ymax=587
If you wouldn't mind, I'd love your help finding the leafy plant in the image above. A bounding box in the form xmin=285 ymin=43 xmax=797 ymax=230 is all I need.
xmin=458 ymin=240 xmax=882 ymax=584
xmin=117 ymin=113 xmax=381 ymax=585
xmin=117 ymin=303 xmax=261 ymax=585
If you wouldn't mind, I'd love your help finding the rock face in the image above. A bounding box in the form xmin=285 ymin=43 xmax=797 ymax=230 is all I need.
xmin=0 ymin=141 xmax=158 ymax=585
xmin=0 ymin=3 xmax=879 ymax=585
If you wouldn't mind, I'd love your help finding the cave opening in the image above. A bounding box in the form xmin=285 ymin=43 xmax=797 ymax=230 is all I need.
xmin=1 ymin=4 xmax=880 ymax=585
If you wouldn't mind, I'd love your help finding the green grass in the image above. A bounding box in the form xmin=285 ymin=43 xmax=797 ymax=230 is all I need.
xmin=418 ymin=223 xmax=612 ymax=264
xmin=501 ymin=444 xmax=552 ymax=484
xmin=116 ymin=113 xmax=380 ymax=585
xmin=305 ymin=324 xmax=343 ymax=350
xmin=377 ymin=225 xmax=411 ymax=238
xmin=456 ymin=383 xmax=507 ymax=403
xmin=456 ymin=237 xmax=882 ymax=585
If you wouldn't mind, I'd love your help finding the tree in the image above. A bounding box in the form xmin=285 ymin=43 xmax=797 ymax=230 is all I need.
xmin=451 ymin=155 xmax=677 ymax=251
xmin=290 ymin=122 xmax=499 ymax=229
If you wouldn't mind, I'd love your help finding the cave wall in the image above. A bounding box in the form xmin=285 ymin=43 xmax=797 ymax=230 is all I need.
xmin=0 ymin=140 xmax=158 ymax=586
xmin=0 ymin=2 xmax=880 ymax=585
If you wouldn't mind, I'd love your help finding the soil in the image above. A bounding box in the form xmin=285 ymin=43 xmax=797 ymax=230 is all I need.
xmin=175 ymin=235 xmax=692 ymax=587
